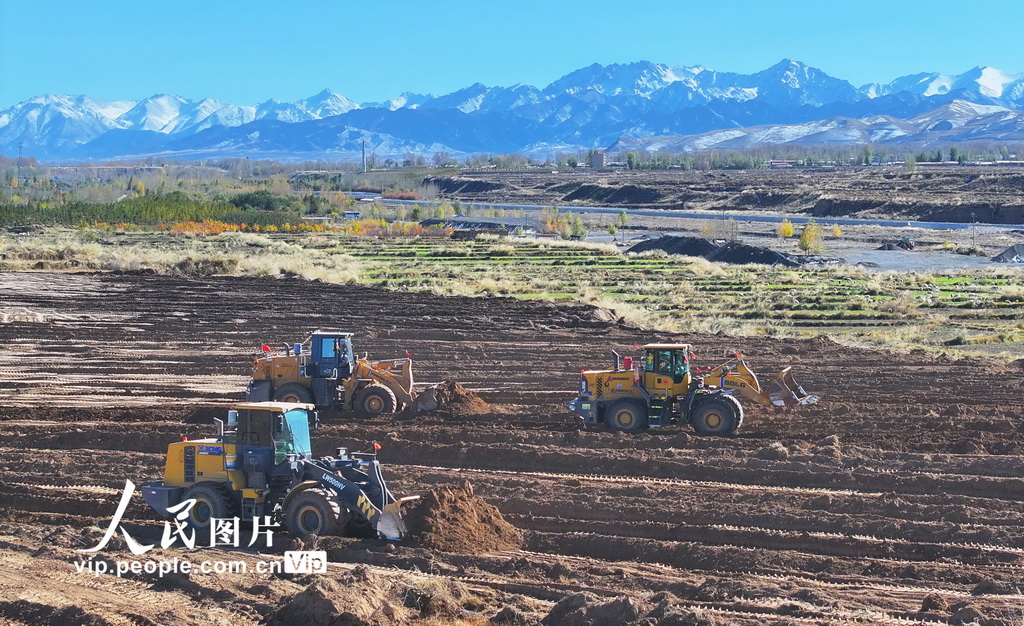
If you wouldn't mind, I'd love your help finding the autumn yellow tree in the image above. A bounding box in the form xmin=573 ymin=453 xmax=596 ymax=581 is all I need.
xmin=798 ymin=218 xmax=823 ymax=254
xmin=778 ymin=218 xmax=794 ymax=238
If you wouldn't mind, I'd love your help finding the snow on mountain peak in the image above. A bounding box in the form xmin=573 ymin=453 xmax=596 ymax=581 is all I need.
xmin=868 ymin=66 xmax=1024 ymax=101
xmin=5 ymin=58 xmax=1024 ymax=161
xmin=300 ymin=89 xmax=360 ymax=116
xmin=974 ymin=66 xmax=1022 ymax=97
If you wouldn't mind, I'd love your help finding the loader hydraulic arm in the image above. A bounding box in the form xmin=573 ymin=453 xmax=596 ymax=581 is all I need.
xmin=289 ymin=455 xmax=413 ymax=540
xmin=293 ymin=458 xmax=386 ymax=525
xmin=702 ymin=355 xmax=819 ymax=408
xmin=702 ymin=356 xmax=773 ymax=406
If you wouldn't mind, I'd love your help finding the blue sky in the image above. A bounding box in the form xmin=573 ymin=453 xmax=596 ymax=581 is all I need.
xmin=1 ymin=0 xmax=1021 ymax=107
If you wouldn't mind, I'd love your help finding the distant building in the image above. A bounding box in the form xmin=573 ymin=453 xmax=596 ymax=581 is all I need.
xmin=589 ymin=151 xmax=607 ymax=169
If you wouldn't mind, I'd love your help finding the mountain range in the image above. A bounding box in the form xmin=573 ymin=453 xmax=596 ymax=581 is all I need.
xmin=4 ymin=59 xmax=1024 ymax=162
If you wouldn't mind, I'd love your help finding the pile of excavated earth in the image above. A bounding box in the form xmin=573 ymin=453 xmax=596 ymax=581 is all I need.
xmin=402 ymin=483 xmax=524 ymax=553
xmin=1 ymin=271 xmax=1023 ymax=624
xmin=628 ymin=235 xmax=806 ymax=266
xmin=414 ymin=380 xmax=494 ymax=415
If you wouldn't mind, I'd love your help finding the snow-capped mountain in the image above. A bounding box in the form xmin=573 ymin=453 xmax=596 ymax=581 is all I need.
xmin=3 ymin=59 xmax=1024 ymax=161
xmin=863 ymin=66 xmax=1024 ymax=103
xmin=0 ymin=95 xmax=130 ymax=153
xmin=610 ymin=100 xmax=1024 ymax=153
xmin=361 ymin=92 xmax=436 ymax=111
xmin=254 ymin=89 xmax=359 ymax=123
xmin=538 ymin=59 xmax=861 ymax=107
xmin=116 ymin=95 xmax=257 ymax=134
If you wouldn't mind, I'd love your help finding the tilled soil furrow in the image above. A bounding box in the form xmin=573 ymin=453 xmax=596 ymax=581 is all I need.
xmin=512 ymin=515 xmax=1024 ymax=566
xmin=1 ymin=272 xmax=1022 ymax=624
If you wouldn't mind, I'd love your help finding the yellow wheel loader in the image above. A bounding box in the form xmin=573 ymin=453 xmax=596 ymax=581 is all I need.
xmin=247 ymin=331 xmax=415 ymax=415
xmin=568 ymin=344 xmax=818 ymax=435
xmin=141 ymin=402 xmax=417 ymax=539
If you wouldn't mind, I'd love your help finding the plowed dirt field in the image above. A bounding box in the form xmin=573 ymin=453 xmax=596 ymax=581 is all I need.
xmin=1 ymin=271 xmax=1023 ymax=625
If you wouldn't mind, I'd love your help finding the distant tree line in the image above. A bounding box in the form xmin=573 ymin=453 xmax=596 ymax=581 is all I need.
xmin=0 ymin=192 xmax=302 ymax=227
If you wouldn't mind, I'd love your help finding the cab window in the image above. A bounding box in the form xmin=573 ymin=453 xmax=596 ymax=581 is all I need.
xmin=321 ymin=338 xmax=335 ymax=358
xmin=646 ymin=350 xmax=675 ymax=374
xmin=657 ymin=350 xmax=674 ymax=374
xmin=673 ymin=352 xmax=689 ymax=376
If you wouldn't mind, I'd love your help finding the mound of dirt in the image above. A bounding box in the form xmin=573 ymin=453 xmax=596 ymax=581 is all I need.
xmin=0 ymin=600 xmax=112 ymax=626
xmin=403 ymin=482 xmax=523 ymax=554
xmin=561 ymin=183 xmax=662 ymax=204
xmin=992 ymin=243 xmax=1024 ymax=263
xmin=267 ymin=567 xmax=409 ymax=625
xmin=590 ymin=307 xmax=620 ymax=324
xmin=417 ymin=380 xmax=492 ymax=415
xmin=424 ymin=176 xmax=504 ymax=194
xmin=626 ymin=235 xmax=802 ymax=267
xmin=707 ymin=241 xmax=801 ymax=267
xmin=627 ymin=235 xmax=720 ymax=258
xmin=543 ymin=591 xmax=723 ymax=626
xmin=543 ymin=593 xmax=645 ymax=625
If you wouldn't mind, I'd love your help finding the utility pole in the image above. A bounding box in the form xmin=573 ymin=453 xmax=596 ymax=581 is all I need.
xmin=361 ymin=140 xmax=366 ymax=174
xmin=17 ymin=141 xmax=23 ymax=182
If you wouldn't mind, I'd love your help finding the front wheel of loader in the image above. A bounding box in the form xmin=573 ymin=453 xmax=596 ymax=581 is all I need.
xmin=273 ymin=383 xmax=313 ymax=404
xmin=285 ymin=488 xmax=342 ymax=537
xmin=604 ymin=399 xmax=647 ymax=432
xmin=691 ymin=395 xmax=742 ymax=436
xmin=182 ymin=482 xmax=236 ymax=533
xmin=357 ymin=385 xmax=397 ymax=415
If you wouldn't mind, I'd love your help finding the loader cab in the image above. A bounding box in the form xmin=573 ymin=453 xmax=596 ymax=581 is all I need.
xmin=642 ymin=344 xmax=692 ymax=395
xmin=309 ymin=332 xmax=355 ymax=380
xmin=225 ymin=402 xmax=316 ymax=480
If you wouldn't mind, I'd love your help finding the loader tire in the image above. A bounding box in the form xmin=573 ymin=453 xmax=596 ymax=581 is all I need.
xmin=182 ymin=482 xmax=237 ymax=533
xmin=604 ymin=399 xmax=647 ymax=432
xmin=691 ymin=395 xmax=742 ymax=436
xmin=357 ymin=385 xmax=397 ymax=415
xmin=273 ymin=383 xmax=313 ymax=404
xmin=285 ymin=487 xmax=342 ymax=537
xmin=721 ymin=394 xmax=744 ymax=431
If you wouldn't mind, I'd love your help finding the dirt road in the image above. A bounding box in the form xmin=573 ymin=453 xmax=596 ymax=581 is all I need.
xmin=1 ymin=271 xmax=1023 ymax=624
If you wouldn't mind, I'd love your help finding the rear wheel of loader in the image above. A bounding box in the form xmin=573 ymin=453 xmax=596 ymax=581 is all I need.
xmin=182 ymin=482 xmax=236 ymax=533
xmin=604 ymin=399 xmax=647 ymax=432
xmin=358 ymin=385 xmax=397 ymax=415
xmin=285 ymin=488 xmax=342 ymax=537
xmin=691 ymin=395 xmax=741 ymax=436
xmin=273 ymin=383 xmax=313 ymax=404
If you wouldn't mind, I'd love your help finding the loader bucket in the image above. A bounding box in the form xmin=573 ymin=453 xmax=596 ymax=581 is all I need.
xmin=768 ymin=367 xmax=819 ymax=407
xmin=375 ymin=496 xmax=420 ymax=541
